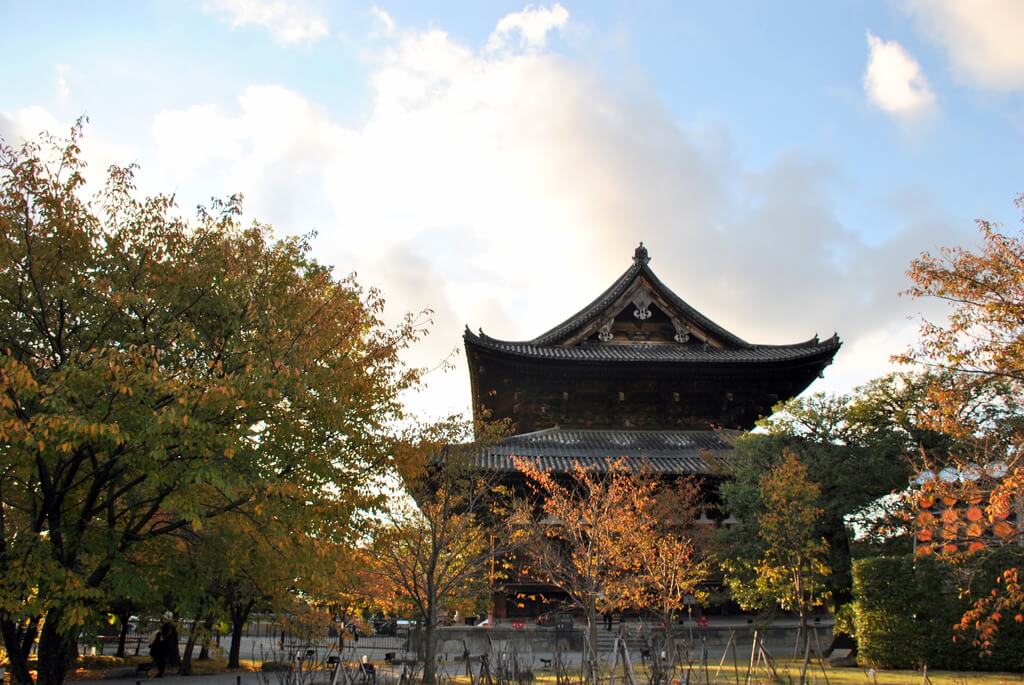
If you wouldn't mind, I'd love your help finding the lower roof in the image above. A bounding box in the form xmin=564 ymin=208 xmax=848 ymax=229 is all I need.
xmin=478 ymin=427 xmax=737 ymax=476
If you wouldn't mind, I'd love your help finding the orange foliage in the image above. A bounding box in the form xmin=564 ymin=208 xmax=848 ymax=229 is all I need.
xmin=512 ymin=457 xmax=710 ymax=635
xmin=901 ymin=201 xmax=1024 ymax=650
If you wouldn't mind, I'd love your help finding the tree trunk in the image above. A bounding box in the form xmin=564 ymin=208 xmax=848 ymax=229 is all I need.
xmin=584 ymin=605 xmax=599 ymax=684
xmin=0 ymin=616 xmax=39 ymax=685
xmin=115 ymin=613 xmax=131 ymax=658
xmin=36 ymin=609 xmax=79 ymax=685
xmin=228 ymin=601 xmax=254 ymax=669
xmin=422 ymin=605 xmax=438 ymax=685
xmin=198 ymin=614 xmax=214 ymax=660
xmin=799 ymin=631 xmax=811 ymax=685
xmin=796 ymin=566 xmax=809 ymax=685
xmin=179 ymin=619 xmax=199 ymax=676
xmin=337 ymin=605 xmax=348 ymax=654
xmin=828 ymin=513 xmax=854 ymax=605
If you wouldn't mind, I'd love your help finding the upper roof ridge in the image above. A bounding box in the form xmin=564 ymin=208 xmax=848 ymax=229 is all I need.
xmin=463 ymin=245 xmax=836 ymax=354
xmin=527 ymin=245 xmax=749 ymax=348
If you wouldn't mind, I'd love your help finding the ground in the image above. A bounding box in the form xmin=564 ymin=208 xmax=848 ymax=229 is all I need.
xmin=39 ymin=658 xmax=1023 ymax=685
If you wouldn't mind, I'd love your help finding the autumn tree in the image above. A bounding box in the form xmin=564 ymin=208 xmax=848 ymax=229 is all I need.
xmin=301 ymin=543 xmax=380 ymax=655
xmin=513 ymin=459 xmax=687 ymax=675
xmin=900 ymin=197 xmax=1024 ymax=649
xmin=624 ymin=477 xmax=710 ymax=678
xmin=370 ymin=418 xmax=511 ymax=685
xmin=0 ymin=125 xmax=424 ymax=685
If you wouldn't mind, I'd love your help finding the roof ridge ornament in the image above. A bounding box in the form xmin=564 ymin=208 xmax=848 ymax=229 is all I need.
xmin=633 ymin=241 xmax=650 ymax=265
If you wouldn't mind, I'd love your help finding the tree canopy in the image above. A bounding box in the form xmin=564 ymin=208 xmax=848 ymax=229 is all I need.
xmin=0 ymin=124 xmax=426 ymax=685
xmin=899 ymin=199 xmax=1024 ymax=650
xmin=718 ymin=377 xmax=916 ymax=607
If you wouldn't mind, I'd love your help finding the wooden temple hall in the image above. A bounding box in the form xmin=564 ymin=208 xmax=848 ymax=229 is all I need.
xmin=463 ymin=243 xmax=841 ymax=619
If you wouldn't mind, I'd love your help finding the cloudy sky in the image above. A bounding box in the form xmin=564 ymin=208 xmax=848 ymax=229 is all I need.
xmin=2 ymin=1 xmax=1022 ymax=420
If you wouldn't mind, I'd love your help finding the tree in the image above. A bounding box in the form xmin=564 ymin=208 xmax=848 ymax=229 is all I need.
xmin=167 ymin=511 xmax=300 ymax=671
xmin=899 ymin=198 xmax=1024 ymax=650
xmin=629 ymin=478 xmax=709 ymax=629
xmin=512 ymin=458 xmax=672 ymax=676
xmin=300 ymin=543 xmax=381 ymax=655
xmin=0 ymin=125 xmax=425 ymax=685
xmin=725 ymin=452 xmax=830 ymax=682
xmin=719 ymin=378 xmax=915 ymax=606
xmin=624 ymin=478 xmax=710 ymax=680
xmin=900 ymin=196 xmax=1024 ymax=413
xmin=757 ymin=452 xmax=831 ymax=629
xmin=370 ymin=418 xmax=511 ymax=685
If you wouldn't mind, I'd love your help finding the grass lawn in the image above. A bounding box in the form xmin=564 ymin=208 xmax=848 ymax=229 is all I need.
xmin=15 ymin=654 xmax=1014 ymax=684
xmin=473 ymin=660 xmax=1024 ymax=685
xmin=700 ymin=658 xmax=1024 ymax=684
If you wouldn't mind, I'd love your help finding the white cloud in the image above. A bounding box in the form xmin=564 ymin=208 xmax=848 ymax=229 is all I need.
xmin=370 ymin=5 xmax=395 ymax=38
xmin=863 ymin=32 xmax=936 ymax=119
xmin=202 ymin=0 xmax=328 ymax=45
xmin=0 ymin=106 xmax=64 ymax=147
xmin=117 ymin=14 xmax=959 ymax=419
xmin=486 ymin=3 xmax=569 ymax=52
xmin=0 ymin=107 xmax=134 ymax=176
xmin=905 ymin=0 xmax=1024 ymax=90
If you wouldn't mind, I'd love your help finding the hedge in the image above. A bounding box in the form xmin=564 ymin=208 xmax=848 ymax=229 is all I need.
xmin=852 ymin=554 xmax=1024 ymax=671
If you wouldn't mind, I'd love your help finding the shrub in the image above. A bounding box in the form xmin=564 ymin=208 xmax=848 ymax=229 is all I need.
xmin=853 ymin=555 xmax=1024 ymax=671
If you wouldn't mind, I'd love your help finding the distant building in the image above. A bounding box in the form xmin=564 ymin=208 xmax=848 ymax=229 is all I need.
xmin=464 ymin=243 xmax=840 ymax=618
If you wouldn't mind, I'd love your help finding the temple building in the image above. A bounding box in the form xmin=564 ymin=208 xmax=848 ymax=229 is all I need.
xmin=464 ymin=243 xmax=840 ymax=617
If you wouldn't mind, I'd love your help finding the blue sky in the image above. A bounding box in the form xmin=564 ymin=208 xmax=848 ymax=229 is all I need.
xmin=2 ymin=1 xmax=1022 ymax=418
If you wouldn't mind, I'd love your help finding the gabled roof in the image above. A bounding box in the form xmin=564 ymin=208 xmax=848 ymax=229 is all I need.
xmin=530 ymin=243 xmax=748 ymax=348
xmin=478 ymin=427 xmax=736 ymax=475
xmin=464 ymin=243 xmax=841 ymax=366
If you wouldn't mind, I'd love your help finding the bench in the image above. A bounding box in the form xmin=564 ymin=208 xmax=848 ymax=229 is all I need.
xmin=828 ymin=648 xmax=856 ymax=667
xmin=94 ymin=635 xmax=147 ymax=656
xmin=385 ymin=652 xmax=417 ymax=665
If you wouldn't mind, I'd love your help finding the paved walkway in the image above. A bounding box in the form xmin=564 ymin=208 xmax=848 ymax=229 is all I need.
xmin=72 ymin=674 xmax=270 ymax=685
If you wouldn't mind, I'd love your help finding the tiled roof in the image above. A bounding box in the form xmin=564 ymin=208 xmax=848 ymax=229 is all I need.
xmin=479 ymin=428 xmax=737 ymax=475
xmin=467 ymin=245 xmax=840 ymax=364
xmin=530 ymin=257 xmax=748 ymax=348
xmin=465 ymin=330 xmax=840 ymax=364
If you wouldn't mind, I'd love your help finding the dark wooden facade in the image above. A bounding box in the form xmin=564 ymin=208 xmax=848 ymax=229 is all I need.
xmin=463 ymin=243 xmax=840 ymax=619
xmin=465 ymin=243 xmax=840 ymax=438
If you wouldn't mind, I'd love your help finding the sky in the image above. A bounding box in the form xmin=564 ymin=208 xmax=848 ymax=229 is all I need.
xmin=2 ymin=1 xmax=1023 ymax=421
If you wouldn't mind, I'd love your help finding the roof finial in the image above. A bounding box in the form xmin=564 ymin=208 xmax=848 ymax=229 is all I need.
xmin=633 ymin=241 xmax=650 ymax=265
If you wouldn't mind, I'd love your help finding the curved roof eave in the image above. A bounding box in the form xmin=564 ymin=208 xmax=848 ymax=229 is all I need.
xmin=464 ymin=328 xmax=841 ymax=364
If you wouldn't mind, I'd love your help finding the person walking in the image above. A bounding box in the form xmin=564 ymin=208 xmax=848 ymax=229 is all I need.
xmin=161 ymin=622 xmax=180 ymax=669
xmin=149 ymin=630 xmax=166 ymax=677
